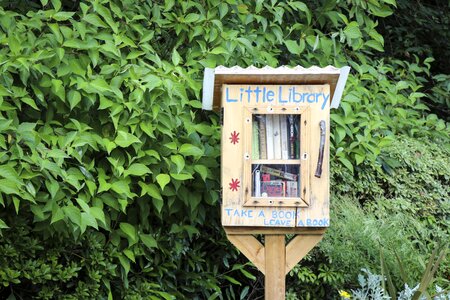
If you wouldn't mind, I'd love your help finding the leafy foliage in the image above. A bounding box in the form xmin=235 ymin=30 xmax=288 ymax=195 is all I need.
xmin=0 ymin=0 xmax=448 ymax=298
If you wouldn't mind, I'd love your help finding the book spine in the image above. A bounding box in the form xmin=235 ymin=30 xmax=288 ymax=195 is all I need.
xmin=286 ymin=181 xmax=298 ymax=197
xmin=265 ymin=115 xmax=274 ymax=159
xmin=252 ymin=120 xmax=260 ymax=159
xmin=295 ymin=118 xmax=300 ymax=159
xmin=260 ymin=165 xmax=297 ymax=181
xmin=254 ymin=170 xmax=261 ymax=197
xmin=280 ymin=115 xmax=289 ymax=159
xmin=258 ymin=116 xmax=267 ymax=159
xmin=288 ymin=115 xmax=296 ymax=159
xmin=272 ymin=115 xmax=281 ymax=159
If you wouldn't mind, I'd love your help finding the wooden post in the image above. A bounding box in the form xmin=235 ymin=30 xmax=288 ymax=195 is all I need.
xmin=265 ymin=235 xmax=286 ymax=299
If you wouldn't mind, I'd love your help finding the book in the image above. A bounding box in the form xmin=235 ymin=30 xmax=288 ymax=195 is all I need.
xmin=286 ymin=181 xmax=298 ymax=197
xmin=265 ymin=115 xmax=274 ymax=159
xmin=272 ymin=115 xmax=281 ymax=159
xmin=258 ymin=116 xmax=267 ymax=159
xmin=280 ymin=116 xmax=289 ymax=159
xmin=260 ymin=165 xmax=297 ymax=181
xmin=254 ymin=170 xmax=261 ymax=197
xmin=288 ymin=115 xmax=296 ymax=159
xmin=261 ymin=173 xmax=271 ymax=182
xmin=252 ymin=120 xmax=260 ymax=159
xmin=261 ymin=181 xmax=285 ymax=197
xmin=295 ymin=119 xmax=300 ymax=159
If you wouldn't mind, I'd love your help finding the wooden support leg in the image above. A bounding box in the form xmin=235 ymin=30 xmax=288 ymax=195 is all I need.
xmin=285 ymin=234 xmax=324 ymax=274
xmin=226 ymin=234 xmax=266 ymax=274
xmin=265 ymin=235 xmax=286 ymax=300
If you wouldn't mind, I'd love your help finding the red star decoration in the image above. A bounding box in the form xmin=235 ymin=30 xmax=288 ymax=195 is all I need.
xmin=229 ymin=131 xmax=240 ymax=145
xmin=229 ymin=178 xmax=240 ymax=191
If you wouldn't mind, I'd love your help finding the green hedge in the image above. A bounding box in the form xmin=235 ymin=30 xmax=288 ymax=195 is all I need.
xmin=0 ymin=0 xmax=448 ymax=299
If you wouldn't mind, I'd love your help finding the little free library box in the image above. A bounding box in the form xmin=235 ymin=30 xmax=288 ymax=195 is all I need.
xmin=203 ymin=66 xmax=350 ymax=298
xmin=202 ymin=65 xmax=350 ymax=232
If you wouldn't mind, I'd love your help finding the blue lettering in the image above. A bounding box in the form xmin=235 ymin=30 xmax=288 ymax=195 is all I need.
xmin=292 ymin=87 xmax=302 ymax=103
xmin=225 ymin=88 xmax=237 ymax=102
xmin=278 ymin=86 xmax=288 ymax=103
xmin=267 ymin=90 xmax=275 ymax=102
xmin=321 ymin=93 xmax=330 ymax=110
xmin=254 ymin=86 xmax=262 ymax=103
xmin=307 ymin=93 xmax=316 ymax=103
xmin=245 ymin=86 xmax=252 ymax=103
xmin=225 ymin=208 xmax=233 ymax=216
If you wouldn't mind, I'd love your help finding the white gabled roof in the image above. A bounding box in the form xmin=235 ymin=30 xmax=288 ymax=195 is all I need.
xmin=202 ymin=65 xmax=350 ymax=111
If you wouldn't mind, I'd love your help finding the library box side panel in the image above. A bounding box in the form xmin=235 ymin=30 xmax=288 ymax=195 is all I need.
xmin=296 ymin=85 xmax=330 ymax=228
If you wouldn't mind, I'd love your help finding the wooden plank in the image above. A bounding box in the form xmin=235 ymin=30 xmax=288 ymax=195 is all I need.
xmin=265 ymin=235 xmax=286 ymax=299
xmin=212 ymin=74 xmax=339 ymax=111
xmin=285 ymin=234 xmax=324 ymax=274
xmin=225 ymin=226 xmax=326 ymax=235
xmin=296 ymin=84 xmax=330 ymax=228
xmin=226 ymin=234 xmax=266 ymax=274
xmin=221 ymin=84 xmax=330 ymax=228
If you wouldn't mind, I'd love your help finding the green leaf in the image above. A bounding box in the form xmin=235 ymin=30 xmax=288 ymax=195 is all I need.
xmin=170 ymin=155 xmax=185 ymax=173
xmin=21 ymin=97 xmax=39 ymax=110
xmin=0 ymin=179 xmax=21 ymax=195
xmin=81 ymin=212 xmax=98 ymax=230
xmin=120 ymin=222 xmax=137 ymax=244
xmin=53 ymin=11 xmax=75 ymax=21
xmin=63 ymin=205 xmax=81 ymax=226
xmin=184 ymin=13 xmax=199 ymax=23
xmin=194 ymin=165 xmax=208 ymax=181
xmin=51 ymin=207 xmax=65 ymax=224
xmin=338 ymin=157 xmax=354 ymax=173
xmin=156 ymin=174 xmax=170 ymax=191
xmin=123 ymin=249 xmax=135 ymax=262
xmin=124 ymin=163 xmax=151 ymax=177
xmin=111 ymin=180 xmax=131 ymax=196
xmin=344 ymin=22 xmax=361 ymax=39
xmin=76 ymin=198 xmax=90 ymax=213
xmin=83 ymin=14 xmax=108 ymax=28
xmin=118 ymin=255 xmax=130 ymax=275
xmin=67 ymin=90 xmax=81 ymax=110
xmin=152 ymin=197 xmax=163 ymax=214
xmin=140 ymin=233 xmax=157 ymax=249
xmin=365 ymin=40 xmax=384 ymax=52
xmin=179 ymin=144 xmax=203 ymax=157
xmin=90 ymin=207 xmax=106 ymax=224
xmin=170 ymin=173 xmax=193 ymax=181
xmin=172 ymin=48 xmax=182 ymax=66
xmin=285 ymin=40 xmax=302 ymax=55
xmin=0 ymin=218 xmax=9 ymax=229
xmin=115 ymin=131 xmax=141 ymax=148
xmin=139 ymin=182 xmax=163 ymax=200
xmin=51 ymin=0 xmax=61 ymax=11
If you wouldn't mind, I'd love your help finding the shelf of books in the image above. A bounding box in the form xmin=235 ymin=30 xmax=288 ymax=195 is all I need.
xmin=245 ymin=113 xmax=309 ymax=207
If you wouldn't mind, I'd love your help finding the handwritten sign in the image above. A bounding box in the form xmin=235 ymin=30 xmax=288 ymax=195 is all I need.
xmin=225 ymin=86 xmax=330 ymax=110
xmin=223 ymin=207 xmax=329 ymax=227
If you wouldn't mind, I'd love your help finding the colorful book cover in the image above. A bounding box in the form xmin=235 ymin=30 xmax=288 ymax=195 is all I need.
xmin=272 ymin=115 xmax=281 ymax=159
xmin=280 ymin=115 xmax=289 ymax=159
xmin=258 ymin=116 xmax=267 ymax=159
xmin=265 ymin=115 xmax=274 ymax=159
xmin=260 ymin=165 xmax=297 ymax=181
xmin=288 ymin=115 xmax=296 ymax=159
xmin=252 ymin=120 xmax=260 ymax=159
xmin=261 ymin=181 xmax=285 ymax=197
xmin=286 ymin=181 xmax=298 ymax=197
